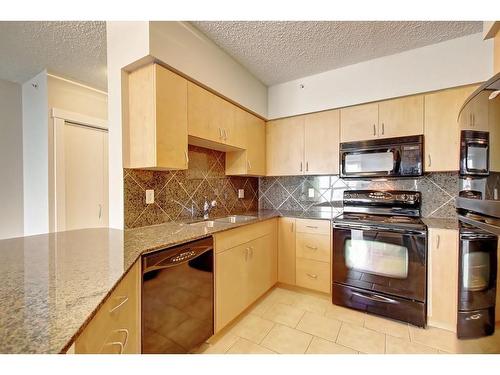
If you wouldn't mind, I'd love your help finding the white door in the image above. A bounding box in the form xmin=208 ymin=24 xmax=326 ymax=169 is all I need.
xmin=59 ymin=121 xmax=108 ymax=230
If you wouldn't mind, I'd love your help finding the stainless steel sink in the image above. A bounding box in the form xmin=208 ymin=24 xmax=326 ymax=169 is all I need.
xmin=188 ymin=220 xmax=217 ymax=228
xmin=214 ymin=215 xmax=257 ymax=224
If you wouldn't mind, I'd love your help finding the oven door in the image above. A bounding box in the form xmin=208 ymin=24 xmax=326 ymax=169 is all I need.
xmin=340 ymin=147 xmax=400 ymax=178
xmin=461 ymin=141 xmax=489 ymax=176
xmin=332 ymin=224 xmax=427 ymax=302
xmin=458 ymin=233 xmax=497 ymax=311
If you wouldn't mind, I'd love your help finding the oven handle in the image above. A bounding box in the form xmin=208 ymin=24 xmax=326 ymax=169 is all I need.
xmin=351 ymin=291 xmax=398 ymax=304
xmin=332 ymin=223 xmax=426 ymax=236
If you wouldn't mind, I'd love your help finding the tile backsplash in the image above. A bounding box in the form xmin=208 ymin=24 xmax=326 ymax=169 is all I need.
xmin=124 ymin=145 xmax=258 ymax=229
xmin=258 ymin=172 xmax=459 ymax=219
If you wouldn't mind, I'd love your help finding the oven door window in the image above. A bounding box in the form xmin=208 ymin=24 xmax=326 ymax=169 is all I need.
xmin=344 ymin=237 xmax=409 ymax=279
xmin=344 ymin=151 xmax=395 ymax=175
xmin=466 ymin=144 xmax=488 ymax=172
xmin=462 ymin=251 xmax=490 ymax=291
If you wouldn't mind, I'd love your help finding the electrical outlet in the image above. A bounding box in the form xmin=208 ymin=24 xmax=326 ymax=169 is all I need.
xmin=145 ymin=190 xmax=154 ymax=204
xmin=238 ymin=189 xmax=245 ymax=199
xmin=308 ymin=188 xmax=315 ymax=198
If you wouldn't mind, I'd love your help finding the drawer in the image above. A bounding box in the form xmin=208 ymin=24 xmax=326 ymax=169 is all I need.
xmin=296 ymin=232 xmax=330 ymax=262
xmin=296 ymin=219 xmax=331 ymax=235
xmin=296 ymin=258 xmax=330 ymax=294
xmin=215 ymin=218 xmax=277 ymax=253
xmin=75 ymin=261 xmax=140 ymax=354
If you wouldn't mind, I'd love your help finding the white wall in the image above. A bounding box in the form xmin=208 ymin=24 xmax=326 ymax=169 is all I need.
xmin=0 ymin=79 xmax=24 ymax=239
xmin=22 ymin=71 xmax=49 ymax=236
xmin=268 ymin=33 xmax=494 ymax=119
xmin=149 ymin=22 xmax=267 ymax=117
xmin=106 ymin=21 xmax=150 ymax=229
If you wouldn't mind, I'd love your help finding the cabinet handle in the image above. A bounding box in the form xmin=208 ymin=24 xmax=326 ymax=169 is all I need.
xmin=247 ymin=160 xmax=251 ymax=170
xmin=219 ymin=128 xmax=223 ymax=139
xmin=373 ymin=124 xmax=376 ymax=136
xmin=300 ymin=161 xmax=303 ymax=172
xmin=245 ymin=247 xmax=249 ymax=261
xmin=428 ymin=154 xmax=432 ymax=167
xmin=381 ymin=123 xmax=385 ymax=135
xmin=305 ymin=245 xmax=318 ymax=250
xmin=223 ymin=128 xmax=228 ymax=140
xmin=185 ymin=150 xmax=189 ymax=164
xmin=291 ymin=222 xmax=294 ymax=232
xmin=114 ymin=328 xmax=129 ymax=351
xmin=98 ymin=204 xmax=102 ymax=219
xmin=109 ymin=295 xmax=129 ymax=314
xmin=306 ymin=161 xmax=309 ymax=172
xmin=472 ymin=113 xmax=475 ymax=127
xmin=436 ymin=234 xmax=440 ymax=249
xmin=306 ymin=225 xmax=318 ymax=229
xmin=250 ymin=246 xmax=254 ymax=258
xmin=306 ymin=273 xmax=318 ymax=279
xmin=470 ymin=113 xmax=473 ymax=127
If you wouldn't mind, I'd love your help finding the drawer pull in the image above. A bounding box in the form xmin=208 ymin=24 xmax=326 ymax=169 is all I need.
xmin=306 ymin=273 xmax=318 ymax=279
xmin=109 ymin=295 xmax=129 ymax=314
xmin=306 ymin=225 xmax=318 ymax=229
xmin=305 ymin=245 xmax=318 ymax=250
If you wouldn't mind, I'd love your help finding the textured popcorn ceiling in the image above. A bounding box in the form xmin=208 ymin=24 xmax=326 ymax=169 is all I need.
xmin=0 ymin=21 xmax=107 ymax=89
xmin=191 ymin=21 xmax=483 ymax=85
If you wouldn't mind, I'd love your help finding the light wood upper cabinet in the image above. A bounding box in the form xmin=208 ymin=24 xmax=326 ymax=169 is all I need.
xmin=278 ymin=217 xmax=296 ymax=285
xmin=304 ymin=110 xmax=340 ymax=175
xmin=225 ymin=109 xmax=266 ymax=176
xmin=459 ymin=90 xmax=490 ymax=131
xmin=75 ymin=261 xmax=141 ymax=354
xmin=424 ymin=86 xmax=476 ymax=172
xmin=340 ymin=102 xmax=379 ymax=142
xmin=427 ymin=228 xmax=459 ymax=332
xmin=125 ymin=63 xmax=188 ymax=170
xmin=266 ymin=116 xmax=305 ymax=176
xmin=378 ymin=95 xmax=424 ymax=138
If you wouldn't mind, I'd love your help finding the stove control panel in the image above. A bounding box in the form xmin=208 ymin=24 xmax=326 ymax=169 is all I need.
xmin=344 ymin=190 xmax=421 ymax=206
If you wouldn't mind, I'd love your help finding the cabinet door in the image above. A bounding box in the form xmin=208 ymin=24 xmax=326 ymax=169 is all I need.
xmin=378 ymin=95 xmax=424 ymax=139
xmin=247 ymin=115 xmax=266 ymax=175
xmin=187 ymin=82 xmax=225 ymax=144
xmin=427 ymin=228 xmax=459 ymax=332
xmin=266 ymin=116 xmax=304 ymax=176
xmin=424 ymin=86 xmax=475 ymax=172
xmin=278 ymin=217 xmax=296 ymax=285
xmin=248 ymin=234 xmax=277 ymax=302
xmin=304 ymin=110 xmax=340 ymax=175
xmin=226 ymin=106 xmax=248 ymax=149
xmin=459 ymin=90 xmax=489 ymax=131
xmin=340 ymin=103 xmax=379 ymax=142
xmin=215 ymin=243 xmax=250 ymax=332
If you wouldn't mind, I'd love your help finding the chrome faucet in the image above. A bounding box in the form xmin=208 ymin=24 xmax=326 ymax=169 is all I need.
xmin=203 ymin=199 xmax=217 ymax=220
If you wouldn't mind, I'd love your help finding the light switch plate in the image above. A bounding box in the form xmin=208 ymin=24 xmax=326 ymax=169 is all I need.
xmin=238 ymin=189 xmax=245 ymax=199
xmin=308 ymin=188 xmax=315 ymax=198
xmin=146 ymin=190 xmax=154 ymax=204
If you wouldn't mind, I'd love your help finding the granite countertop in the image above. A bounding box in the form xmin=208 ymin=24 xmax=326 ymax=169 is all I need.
xmin=422 ymin=217 xmax=459 ymax=230
xmin=0 ymin=206 xmax=454 ymax=354
xmin=1 ymin=209 xmax=335 ymax=354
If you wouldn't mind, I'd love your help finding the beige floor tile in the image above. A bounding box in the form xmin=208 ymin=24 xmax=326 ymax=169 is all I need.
xmin=324 ymin=304 xmax=366 ymax=326
xmin=337 ymin=322 xmax=386 ymax=354
xmin=409 ymin=326 xmax=459 ymax=353
xmin=296 ymin=311 xmax=342 ymax=342
xmin=226 ymin=338 xmax=276 ymax=354
xmin=248 ymin=298 xmax=275 ymax=317
xmin=292 ymin=294 xmax=330 ymax=314
xmin=455 ymin=332 xmax=500 ymax=354
xmin=203 ymin=332 xmax=240 ymax=354
xmin=306 ymin=337 xmax=358 ymax=354
xmin=364 ymin=314 xmax=410 ymax=339
xmin=261 ymin=324 xmax=313 ymax=354
xmin=232 ymin=314 xmax=275 ymax=344
xmin=262 ymin=302 xmax=306 ymax=328
xmin=386 ymin=335 xmax=438 ymax=354
xmin=268 ymin=287 xmax=301 ymax=305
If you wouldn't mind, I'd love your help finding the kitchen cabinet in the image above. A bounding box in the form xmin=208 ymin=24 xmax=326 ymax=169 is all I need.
xmin=75 ymin=261 xmax=141 ymax=354
xmin=340 ymin=103 xmax=379 ymax=142
xmin=225 ymin=109 xmax=266 ymax=176
xmin=424 ymin=85 xmax=477 ymax=172
xmin=378 ymin=95 xmax=424 ymax=139
xmin=488 ymin=94 xmax=500 ymax=172
xmin=340 ymin=96 xmax=424 ymax=142
xmin=459 ymin=90 xmax=490 ymax=132
xmin=266 ymin=110 xmax=340 ymax=176
xmin=214 ymin=219 xmax=278 ymax=331
xmin=278 ymin=217 xmax=296 ymax=285
xmin=295 ymin=219 xmax=331 ymax=294
xmin=427 ymin=228 xmax=459 ymax=332
xmin=125 ymin=63 xmax=188 ymax=170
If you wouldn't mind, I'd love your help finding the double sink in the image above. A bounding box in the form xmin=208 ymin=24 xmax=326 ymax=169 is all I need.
xmin=188 ymin=215 xmax=257 ymax=228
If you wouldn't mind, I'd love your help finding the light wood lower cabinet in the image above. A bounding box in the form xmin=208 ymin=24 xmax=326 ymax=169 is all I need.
xmin=427 ymin=228 xmax=459 ymax=332
xmin=214 ymin=219 xmax=277 ymax=332
xmin=278 ymin=217 xmax=296 ymax=285
xmin=296 ymin=258 xmax=331 ymax=294
xmin=75 ymin=261 xmax=141 ymax=354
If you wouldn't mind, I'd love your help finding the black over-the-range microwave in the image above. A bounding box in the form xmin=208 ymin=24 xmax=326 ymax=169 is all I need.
xmin=339 ymin=135 xmax=424 ymax=178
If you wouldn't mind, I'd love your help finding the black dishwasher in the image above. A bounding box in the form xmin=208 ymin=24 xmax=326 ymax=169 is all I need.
xmin=142 ymin=237 xmax=214 ymax=353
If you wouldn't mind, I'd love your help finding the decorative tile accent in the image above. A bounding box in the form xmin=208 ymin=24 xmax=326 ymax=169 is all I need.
xmin=259 ymin=172 xmax=460 ymax=219
xmin=124 ymin=145 xmax=258 ymax=229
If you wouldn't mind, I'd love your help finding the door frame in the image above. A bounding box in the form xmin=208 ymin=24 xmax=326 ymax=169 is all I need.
xmin=49 ymin=108 xmax=108 ymax=232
